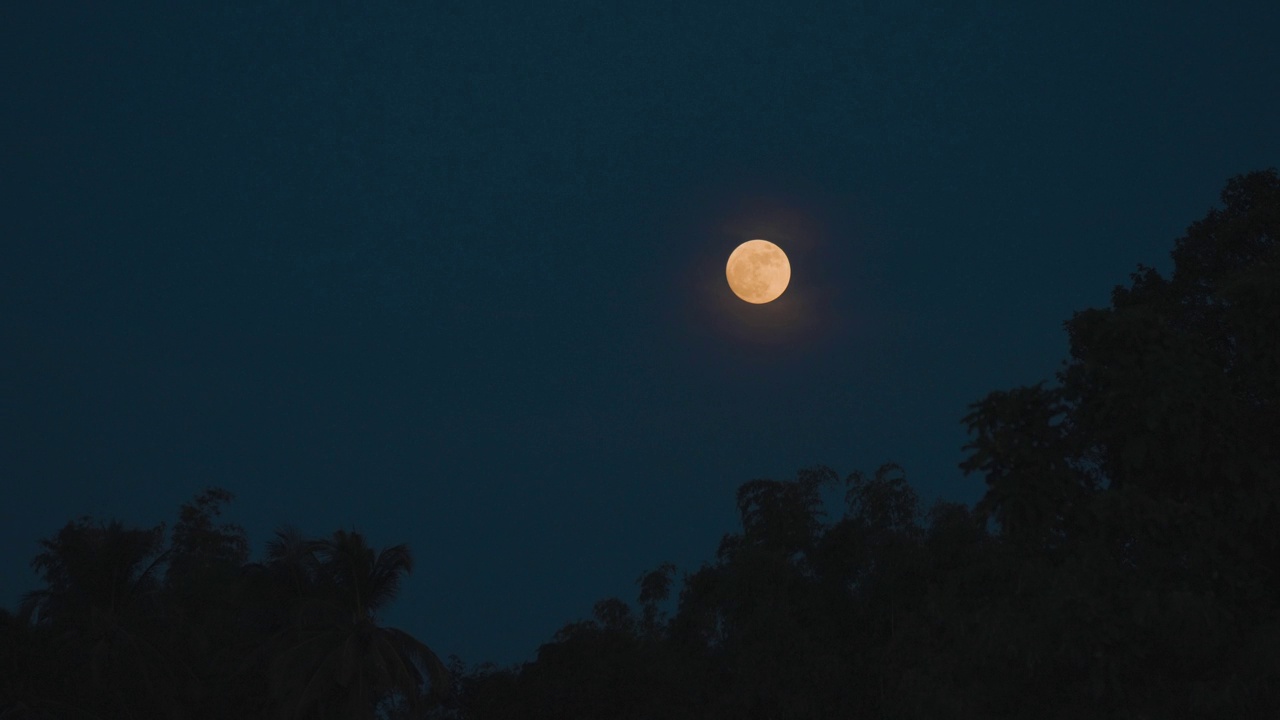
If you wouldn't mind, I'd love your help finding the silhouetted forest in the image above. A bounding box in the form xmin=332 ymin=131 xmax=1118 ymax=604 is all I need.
xmin=4 ymin=170 xmax=1278 ymax=719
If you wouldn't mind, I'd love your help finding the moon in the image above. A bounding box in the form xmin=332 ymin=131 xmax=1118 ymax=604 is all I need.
xmin=725 ymin=239 xmax=791 ymax=304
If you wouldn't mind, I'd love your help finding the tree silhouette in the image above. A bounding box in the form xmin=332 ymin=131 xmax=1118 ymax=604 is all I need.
xmin=953 ymin=168 xmax=1280 ymax=716
xmin=15 ymin=517 xmax=188 ymax=718
xmin=261 ymin=529 xmax=451 ymax=720
xmin=162 ymin=488 xmax=253 ymax=714
xmin=2 ymin=495 xmax=453 ymax=720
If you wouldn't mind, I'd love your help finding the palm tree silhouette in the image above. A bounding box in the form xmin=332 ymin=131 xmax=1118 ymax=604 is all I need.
xmin=16 ymin=518 xmax=190 ymax=716
xmin=261 ymin=528 xmax=451 ymax=720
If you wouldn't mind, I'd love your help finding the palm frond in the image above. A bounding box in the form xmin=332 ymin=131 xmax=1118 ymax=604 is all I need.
xmin=383 ymin=626 xmax=452 ymax=701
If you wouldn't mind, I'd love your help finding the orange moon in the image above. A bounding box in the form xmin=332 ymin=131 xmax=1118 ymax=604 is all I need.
xmin=725 ymin=239 xmax=790 ymax=304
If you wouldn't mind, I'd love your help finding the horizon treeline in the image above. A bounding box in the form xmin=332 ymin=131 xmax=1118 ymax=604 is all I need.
xmin=3 ymin=169 xmax=1278 ymax=719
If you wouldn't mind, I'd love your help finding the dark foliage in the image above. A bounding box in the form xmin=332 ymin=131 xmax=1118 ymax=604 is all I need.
xmin=1 ymin=497 xmax=448 ymax=719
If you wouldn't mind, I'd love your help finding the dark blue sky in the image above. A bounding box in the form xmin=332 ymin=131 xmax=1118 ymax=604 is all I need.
xmin=3 ymin=1 xmax=1278 ymax=669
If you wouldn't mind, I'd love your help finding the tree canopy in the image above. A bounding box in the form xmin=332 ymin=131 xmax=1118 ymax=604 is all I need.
xmin=1 ymin=493 xmax=449 ymax=719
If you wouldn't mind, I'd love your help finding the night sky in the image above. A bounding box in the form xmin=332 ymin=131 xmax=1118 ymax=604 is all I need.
xmin=3 ymin=1 xmax=1278 ymax=670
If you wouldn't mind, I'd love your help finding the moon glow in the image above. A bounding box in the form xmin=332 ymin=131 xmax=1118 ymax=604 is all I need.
xmin=725 ymin=239 xmax=791 ymax=304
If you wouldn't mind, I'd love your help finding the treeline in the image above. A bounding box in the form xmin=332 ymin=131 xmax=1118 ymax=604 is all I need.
xmin=1 ymin=493 xmax=451 ymax=719
xmin=4 ymin=170 xmax=1279 ymax=719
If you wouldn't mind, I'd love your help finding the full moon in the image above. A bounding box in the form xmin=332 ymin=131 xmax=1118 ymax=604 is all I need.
xmin=725 ymin=239 xmax=791 ymax=304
